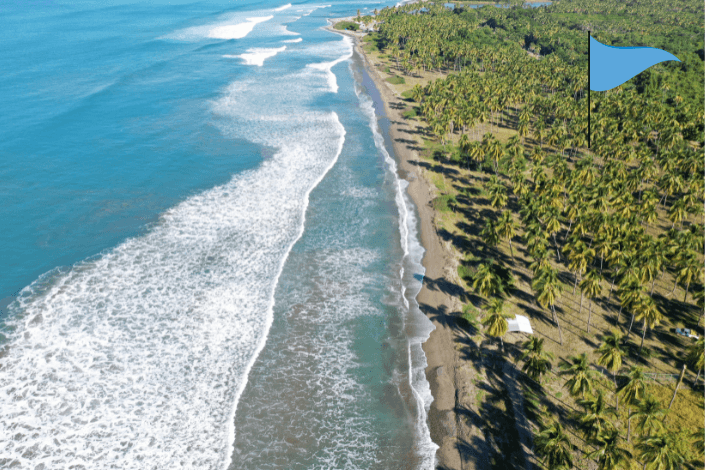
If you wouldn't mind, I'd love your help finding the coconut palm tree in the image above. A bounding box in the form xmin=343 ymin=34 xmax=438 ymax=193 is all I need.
xmin=496 ymin=210 xmax=518 ymax=260
xmin=633 ymin=295 xmax=663 ymax=353
xmin=533 ymin=266 xmax=564 ymax=344
xmin=520 ymin=336 xmax=554 ymax=383
xmin=686 ymin=338 xmax=704 ymax=383
xmin=579 ymin=269 xmax=603 ymax=333
xmin=480 ymin=218 xmax=501 ymax=247
xmin=482 ymin=299 xmax=512 ymax=349
xmin=577 ymin=389 xmax=616 ymax=441
xmin=617 ymin=366 xmax=646 ymax=442
xmin=630 ymin=395 xmax=667 ymax=438
xmin=560 ymin=352 xmax=598 ymax=398
xmin=588 ymin=428 xmax=633 ymax=470
xmin=471 ymin=261 xmax=509 ymax=300
xmin=533 ymin=419 xmax=574 ymax=470
xmin=636 ymin=432 xmax=686 ymax=470
xmin=596 ymin=330 xmax=626 ymax=411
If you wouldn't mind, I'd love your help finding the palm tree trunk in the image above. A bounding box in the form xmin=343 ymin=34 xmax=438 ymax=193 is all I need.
xmin=509 ymin=239 xmax=515 ymax=260
xmin=578 ymin=292 xmax=584 ymax=316
xmin=587 ymin=301 xmax=593 ymax=333
xmin=552 ymin=233 xmax=561 ymax=261
xmin=639 ymin=321 xmax=647 ymax=352
xmin=670 ymin=278 xmax=678 ymax=296
xmin=573 ymin=274 xmax=579 ymax=295
xmin=683 ymin=280 xmax=690 ymax=303
xmin=614 ymin=373 xmax=619 ymax=412
xmin=628 ymin=312 xmax=636 ymax=335
xmin=552 ymin=304 xmax=563 ymax=345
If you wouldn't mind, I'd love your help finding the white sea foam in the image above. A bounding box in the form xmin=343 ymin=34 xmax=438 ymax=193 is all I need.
xmin=208 ymin=16 xmax=273 ymax=39
xmin=225 ymin=46 xmax=286 ymax=66
xmin=274 ymin=3 xmax=292 ymax=11
xmin=306 ymin=35 xmax=353 ymax=93
xmin=283 ymin=37 xmax=303 ymax=43
xmin=162 ymin=14 xmax=273 ymax=41
xmin=353 ymin=64 xmax=438 ymax=468
xmin=0 ymin=36 xmax=350 ymax=470
xmin=280 ymin=24 xmax=301 ymax=35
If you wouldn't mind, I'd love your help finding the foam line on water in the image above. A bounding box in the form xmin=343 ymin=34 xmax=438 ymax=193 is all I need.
xmin=283 ymin=37 xmax=303 ymax=43
xmin=223 ymin=112 xmax=346 ymax=470
xmin=353 ymin=67 xmax=439 ymax=468
xmin=224 ymin=46 xmax=286 ymax=66
xmin=161 ymin=13 xmax=273 ymax=41
xmin=306 ymin=35 xmax=353 ymax=93
xmin=274 ymin=3 xmax=292 ymax=11
xmin=208 ymin=16 xmax=273 ymax=39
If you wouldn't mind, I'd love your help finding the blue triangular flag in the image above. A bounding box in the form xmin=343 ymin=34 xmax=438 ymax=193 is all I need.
xmin=590 ymin=36 xmax=680 ymax=91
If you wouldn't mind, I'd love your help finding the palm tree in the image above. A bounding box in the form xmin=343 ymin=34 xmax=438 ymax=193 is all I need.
xmin=533 ymin=266 xmax=564 ymax=344
xmin=520 ymin=336 xmax=554 ymax=383
xmin=596 ymin=330 xmax=626 ymax=411
xmin=482 ymin=299 xmax=512 ymax=349
xmin=617 ymin=366 xmax=646 ymax=442
xmin=480 ymin=218 xmax=501 ymax=247
xmin=686 ymin=338 xmax=704 ymax=383
xmin=579 ymin=269 xmax=603 ymax=333
xmin=496 ymin=210 xmax=518 ymax=260
xmin=533 ymin=420 xmax=574 ymax=470
xmin=577 ymin=389 xmax=616 ymax=441
xmin=633 ymin=295 xmax=663 ymax=353
xmin=630 ymin=395 xmax=667 ymax=438
xmin=560 ymin=352 xmax=598 ymax=398
xmin=588 ymin=428 xmax=633 ymax=470
xmin=636 ymin=432 xmax=686 ymax=470
xmin=471 ymin=261 xmax=507 ymax=299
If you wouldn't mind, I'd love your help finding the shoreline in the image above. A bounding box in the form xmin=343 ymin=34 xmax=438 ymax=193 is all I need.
xmin=325 ymin=23 xmax=469 ymax=469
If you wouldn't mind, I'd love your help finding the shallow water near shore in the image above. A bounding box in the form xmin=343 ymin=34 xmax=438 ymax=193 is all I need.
xmin=1 ymin=1 xmax=436 ymax=469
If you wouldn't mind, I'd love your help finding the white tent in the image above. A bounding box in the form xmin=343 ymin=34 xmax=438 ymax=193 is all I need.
xmin=507 ymin=314 xmax=533 ymax=334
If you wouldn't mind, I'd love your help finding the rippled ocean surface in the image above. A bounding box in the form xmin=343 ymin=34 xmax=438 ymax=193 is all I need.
xmin=0 ymin=0 xmax=435 ymax=468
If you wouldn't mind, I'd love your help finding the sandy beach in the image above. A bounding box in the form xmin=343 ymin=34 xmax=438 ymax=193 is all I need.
xmin=326 ymin=22 xmax=481 ymax=469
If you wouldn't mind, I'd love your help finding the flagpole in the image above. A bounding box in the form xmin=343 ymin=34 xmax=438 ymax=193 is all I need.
xmin=588 ymin=30 xmax=591 ymax=149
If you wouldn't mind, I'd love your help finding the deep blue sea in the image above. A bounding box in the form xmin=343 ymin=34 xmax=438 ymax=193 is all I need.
xmin=0 ymin=1 xmax=437 ymax=468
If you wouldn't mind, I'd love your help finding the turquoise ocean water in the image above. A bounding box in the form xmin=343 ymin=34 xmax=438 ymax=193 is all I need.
xmin=0 ymin=1 xmax=437 ymax=468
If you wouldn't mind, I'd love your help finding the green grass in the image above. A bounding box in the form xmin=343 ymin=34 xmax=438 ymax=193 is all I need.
xmin=402 ymin=108 xmax=417 ymax=119
xmin=458 ymin=265 xmax=474 ymax=282
xmin=401 ymin=90 xmax=414 ymax=100
xmin=333 ymin=21 xmax=358 ymax=31
xmin=385 ymin=75 xmax=406 ymax=85
xmin=384 ymin=66 xmax=391 ymax=74
xmin=431 ymin=194 xmax=456 ymax=212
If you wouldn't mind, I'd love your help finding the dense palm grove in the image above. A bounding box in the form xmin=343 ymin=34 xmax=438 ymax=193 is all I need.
xmin=364 ymin=0 xmax=704 ymax=468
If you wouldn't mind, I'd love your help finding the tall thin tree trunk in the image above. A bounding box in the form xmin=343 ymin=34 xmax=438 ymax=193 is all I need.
xmin=684 ymin=280 xmax=690 ymax=303
xmin=669 ymin=364 xmax=687 ymax=409
xmin=553 ymin=233 xmax=561 ymax=261
xmin=509 ymin=239 xmax=515 ymax=261
xmin=639 ymin=321 xmax=647 ymax=352
xmin=628 ymin=312 xmax=636 ymax=335
xmin=578 ymin=292 xmax=584 ymax=316
xmin=587 ymin=301 xmax=593 ymax=333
